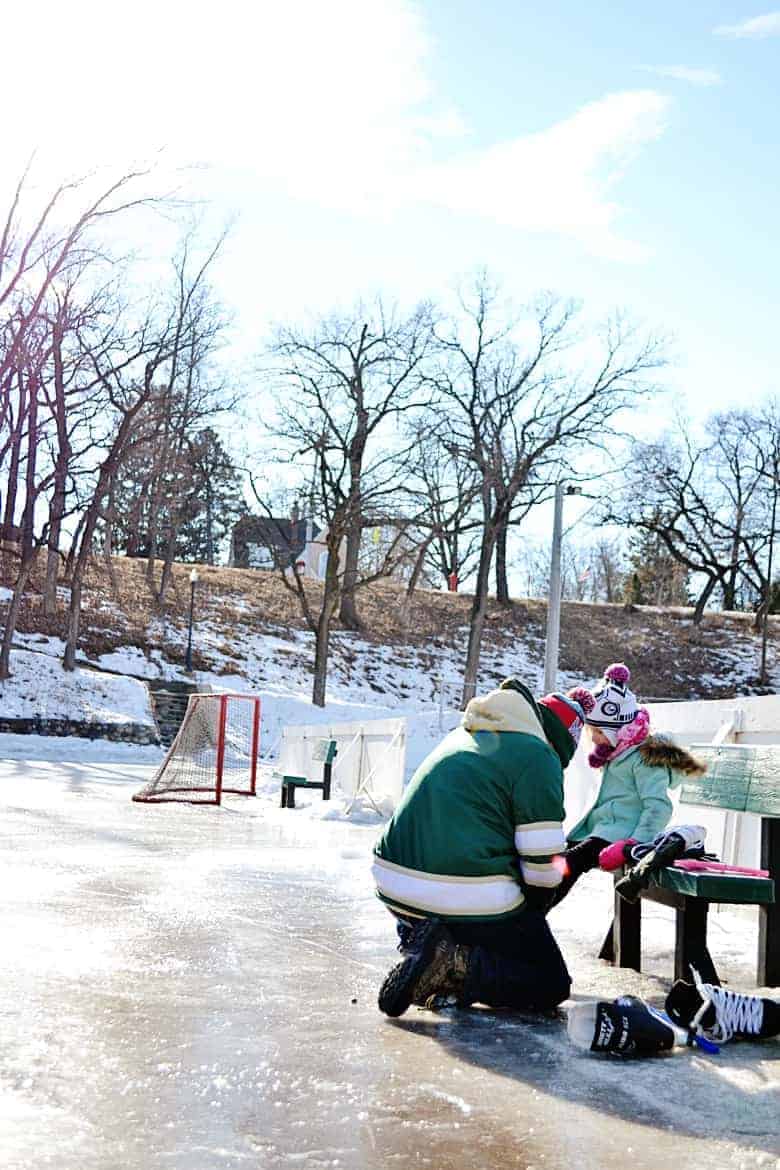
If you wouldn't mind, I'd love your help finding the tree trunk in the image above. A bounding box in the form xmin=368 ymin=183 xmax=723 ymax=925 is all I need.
xmin=63 ymin=505 xmax=103 ymax=672
xmin=205 ymin=480 xmax=215 ymax=565
xmin=145 ymin=489 xmax=161 ymax=588
xmin=157 ymin=526 xmax=178 ymax=604
xmin=2 ymin=373 xmax=26 ymax=539
xmin=43 ymin=536 xmax=61 ymax=617
xmin=63 ymin=572 xmax=84 ymax=671
xmin=44 ymin=315 xmax=70 ymax=617
xmin=461 ymin=523 xmax=497 ymax=707
xmin=723 ymin=523 xmax=741 ymax=611
xmin=63 ymin=406 xmax=145 ymax=668
xmin=63 ymin=511 xmax=87 ymax=583
xmin=398 ymin=535 xmax=433 ymax=628
xmin=43 ymin=447 xmax=68 ymax=616
xmin=126 ymin=482 xmax=148 ymax=558
xmin=692 ymin=574 xmax=719 ymax=626
xmin=338 ymin=525 xmax=361 ymax=629
xmin=102 ymin=475 xmax=119 ymax=592
xmin=0 ymin=556 xmax=34 ymax=679
xmin=495 ymin=515 xmax=511 ymax=605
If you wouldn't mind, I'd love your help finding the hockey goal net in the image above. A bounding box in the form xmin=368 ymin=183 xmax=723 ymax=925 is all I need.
xmin=133 ymin=693 xmax=261 ymax=805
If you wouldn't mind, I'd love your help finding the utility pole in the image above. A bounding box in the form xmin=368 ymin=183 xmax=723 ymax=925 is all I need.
xmin=760 ymin=460 xmax=778 ymax=687
xmin=543 ymin=483 xmax=581 ymax=693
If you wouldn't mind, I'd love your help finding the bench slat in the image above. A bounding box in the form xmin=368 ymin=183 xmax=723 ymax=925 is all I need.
xmin=311 ymin=739 xmax=338 ymax=763
xmin=683 ymin=744 xmax=780 ymax=817
xmin=648 ymin=866 xmax=775 ymax=904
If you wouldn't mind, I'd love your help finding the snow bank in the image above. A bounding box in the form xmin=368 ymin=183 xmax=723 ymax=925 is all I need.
xmin=0 ymin=650 xmax=155 ymax=726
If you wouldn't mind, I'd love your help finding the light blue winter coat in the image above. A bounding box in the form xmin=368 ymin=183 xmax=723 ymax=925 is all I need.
xmin=568 ymin=737 xmax=693 ymax=844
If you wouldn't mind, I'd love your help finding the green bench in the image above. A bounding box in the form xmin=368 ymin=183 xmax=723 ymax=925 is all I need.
xmin=601 ymin=743 xmax=779 ymax=987
xmin=278 ymin=739 xmax=338 ymax=809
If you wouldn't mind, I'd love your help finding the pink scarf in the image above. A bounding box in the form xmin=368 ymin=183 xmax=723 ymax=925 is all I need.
xmin=588 ymin=707 xmax=651 ymax=769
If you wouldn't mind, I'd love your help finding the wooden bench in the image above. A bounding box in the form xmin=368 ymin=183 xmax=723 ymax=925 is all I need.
xmin=278 ymin=739 xmax=338 ymax=809
xmin=601 ymin=743 xmax=779 ymax=987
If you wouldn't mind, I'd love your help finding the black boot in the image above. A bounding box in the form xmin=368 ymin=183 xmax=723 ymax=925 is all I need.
xmin=378 ymin=920 xmax=471 ymax=1018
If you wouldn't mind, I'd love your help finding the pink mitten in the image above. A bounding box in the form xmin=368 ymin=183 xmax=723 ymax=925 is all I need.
xmin=598 ymin=839 xmax=637 ymax=872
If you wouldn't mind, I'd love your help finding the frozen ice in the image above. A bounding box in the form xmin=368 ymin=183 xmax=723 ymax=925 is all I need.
xmin=0 ymin=756 xmax=777 ymax=1170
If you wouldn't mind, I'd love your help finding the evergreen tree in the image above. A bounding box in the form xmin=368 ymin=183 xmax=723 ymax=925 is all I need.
xmin=177 ymin=429 xmax=247 ymax=564
xmin=622 ymin=531 xmax=690 ymax=606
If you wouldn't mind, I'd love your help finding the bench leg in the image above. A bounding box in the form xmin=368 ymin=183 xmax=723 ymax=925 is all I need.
xmin=614 ymin=891 xmax=641 ymax=971
xmin=598 ymin=917 xmax=615 ymax=962
xmin=758 ymin=904 xmax=780 ymax=987
xmin=280 ymin=783 xmax=287 ymax=809
xmin=759 ymin=819 xmax=780 ymax=987
xmin=675 ymin=899 xmax=719 ymax=986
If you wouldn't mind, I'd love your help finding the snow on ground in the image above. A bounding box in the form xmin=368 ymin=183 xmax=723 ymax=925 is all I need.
xmin=0 ymin=649 xmax=156 ymax=725
xmin=95 ymin=646 xmax=161 ymax=679
xmin=0 ymin=758 xmax=776 ymax=1170
xmin=0 ymin=733 xmax=164 ymax=764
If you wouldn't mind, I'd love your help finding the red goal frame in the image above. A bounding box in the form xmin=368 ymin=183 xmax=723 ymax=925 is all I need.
xmin=133 ymin=693 xmax=262 ymax=806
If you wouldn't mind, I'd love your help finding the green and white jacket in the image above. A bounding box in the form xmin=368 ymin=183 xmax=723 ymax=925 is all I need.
xmin=372 ymin=687 xmax=566 ymax=922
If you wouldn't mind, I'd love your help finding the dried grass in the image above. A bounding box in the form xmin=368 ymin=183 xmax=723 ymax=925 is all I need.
xmin=0 ymin=553 xmax=775 ymax=699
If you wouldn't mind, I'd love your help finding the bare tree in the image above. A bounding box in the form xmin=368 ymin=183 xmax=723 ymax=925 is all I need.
xmin=141 ymin=230 xmax=231 ymax=602
xmin=0 ymin=321 xmax=52 ymax=678
xmin=248 ymin=470 xmax=410 ymax=707
xmin=395 ymin=421 xmax=482 ymax=620
xmin=61 ymin=319 xmax=174 ymax=670
xmin=0 ymin=162 xmax=168 ymax=677
xmin=268 ymin=300 xmax=435 ymax=632
xmin=435 ymin=276 xmax=665 ymax=705
xmin=610 ymin=414 xmax=767 ymax=623
xmin=728 ymin=402 xmax=780 ymax=680
xmin=256 ymin=301 xmax=435 ymax=704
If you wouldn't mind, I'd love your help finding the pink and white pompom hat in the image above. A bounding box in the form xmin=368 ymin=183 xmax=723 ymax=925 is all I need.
xmin=587 ymin=663 xmax=640 ymax=746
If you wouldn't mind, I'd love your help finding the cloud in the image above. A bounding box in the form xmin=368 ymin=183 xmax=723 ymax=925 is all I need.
xmin=403 ymin=91 xmax=671 ymax=262
xmin=0 ymin=1 xmax=669 ymax=265
xmin=640 ymin=65 xmax=722 ymax=85
xmin=714 ymin=11 xmax=780 ymax=37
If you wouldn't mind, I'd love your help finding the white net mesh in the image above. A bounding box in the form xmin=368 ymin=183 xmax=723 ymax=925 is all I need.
xmin=133 ymin=694 xmax=261 ymax=804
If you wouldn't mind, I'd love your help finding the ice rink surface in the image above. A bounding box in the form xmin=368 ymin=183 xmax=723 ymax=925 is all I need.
xmin=0 ymin=758 xmax=778 ymax=1170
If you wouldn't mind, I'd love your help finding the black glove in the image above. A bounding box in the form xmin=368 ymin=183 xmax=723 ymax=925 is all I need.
xmin=615 ymin=833 xmax=691 ymax=903
xmin=562 ymin=837 xmax=610 ymax=879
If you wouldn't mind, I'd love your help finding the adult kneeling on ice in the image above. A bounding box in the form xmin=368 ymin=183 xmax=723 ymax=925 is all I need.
xmin=372 ymin=677 xmax=594 ymax=1017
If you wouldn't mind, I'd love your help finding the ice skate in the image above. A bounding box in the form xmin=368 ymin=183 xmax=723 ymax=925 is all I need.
xmin=665 ymin=969 xmax=770 ymax=1044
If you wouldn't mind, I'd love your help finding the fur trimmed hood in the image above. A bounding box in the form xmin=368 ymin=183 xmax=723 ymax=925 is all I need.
xmin=636 ymin=735 xmax=707 ymax=777
xmin=462 ymin=686 xmax=546 ymax=742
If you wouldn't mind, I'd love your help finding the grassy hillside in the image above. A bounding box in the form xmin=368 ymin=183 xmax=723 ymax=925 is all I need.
xmin=1 ymin=554 xmax=777 ymax=702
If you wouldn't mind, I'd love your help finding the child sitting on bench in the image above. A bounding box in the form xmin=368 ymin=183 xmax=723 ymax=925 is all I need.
xmin=550 ymin=662 xmax=706 ymax=908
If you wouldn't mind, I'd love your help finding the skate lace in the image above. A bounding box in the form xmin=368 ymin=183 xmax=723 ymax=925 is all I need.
xmin=690 ymin=968 xmax=764 ymax=1043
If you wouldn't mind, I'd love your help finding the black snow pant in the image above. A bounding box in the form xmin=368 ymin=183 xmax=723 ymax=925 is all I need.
xmin=449 ymin=911 xmax=571 ymax=1011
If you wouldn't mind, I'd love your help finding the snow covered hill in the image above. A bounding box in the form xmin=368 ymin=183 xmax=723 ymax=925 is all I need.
xmin=0 ymin=557 xmax=777 ymax=764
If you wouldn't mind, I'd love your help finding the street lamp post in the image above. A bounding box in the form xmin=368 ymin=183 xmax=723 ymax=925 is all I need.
xmin=760 ymin=481 xmax=777 ymax=687
xmin=543 ymin=483 xmax=581 ymax=693
xmin=185 ymin=567 xmax=199 ymax=674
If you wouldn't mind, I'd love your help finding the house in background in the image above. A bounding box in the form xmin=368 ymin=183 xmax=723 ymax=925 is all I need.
xmin=229 ymin=506 xmax=326 ymax=577
xmin=230 ymin=507 xmax=423 ymax=584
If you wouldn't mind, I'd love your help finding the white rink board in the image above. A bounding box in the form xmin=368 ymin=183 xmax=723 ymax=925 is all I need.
xmin=280 ymin=717 xmax=406 ymax=807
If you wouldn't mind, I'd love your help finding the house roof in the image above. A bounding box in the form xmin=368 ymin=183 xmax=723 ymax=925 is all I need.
xmin=232 ymin=516 xmax=321 ymax=561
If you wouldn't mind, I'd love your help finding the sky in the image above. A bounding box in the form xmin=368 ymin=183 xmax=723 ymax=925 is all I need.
xmin=2 ymin=1 xmax=779 ymax=553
